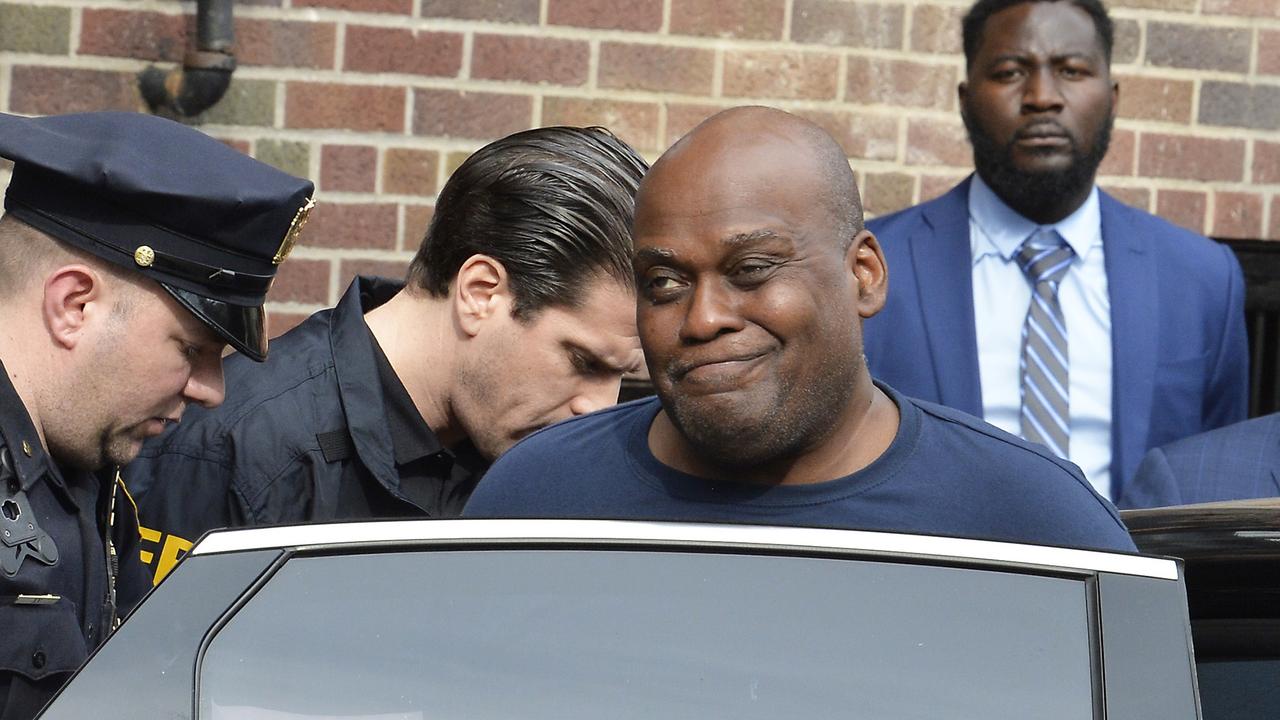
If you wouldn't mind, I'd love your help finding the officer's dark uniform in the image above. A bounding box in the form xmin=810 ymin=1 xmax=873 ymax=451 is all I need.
xmin=122 ymin=276 xmax=487 ymax=590
xmin=0 ymin=111 xmax=312 ymax=719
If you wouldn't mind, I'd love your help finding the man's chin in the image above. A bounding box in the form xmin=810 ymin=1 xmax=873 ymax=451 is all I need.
xmin=665 ymin=398 xmax=777 ymax=460
xmin=1010 ymin=154 xmax=1075 ymax=176
xmin=105 ymin=441 xmax=144 ymax=469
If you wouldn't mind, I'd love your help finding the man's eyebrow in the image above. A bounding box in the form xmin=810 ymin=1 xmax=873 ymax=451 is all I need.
xmin=987 ymin=53 xmax=1032 ymax=65
xmin=722 ymin=229 xmax=789 ymax=248
xmin=634 ymin=247 xmax=674 ymax=265
xmin=988 ymin=51 xmax=1096 ymax=65
xmin=567 ymin=342 xmax=640 ymax=373
xmin=634 ymin=230 xmax=790 ymax=266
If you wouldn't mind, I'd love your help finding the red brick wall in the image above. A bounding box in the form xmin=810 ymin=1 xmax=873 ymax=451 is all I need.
xmin=1 ymin=0 xmax=1277 ymax=335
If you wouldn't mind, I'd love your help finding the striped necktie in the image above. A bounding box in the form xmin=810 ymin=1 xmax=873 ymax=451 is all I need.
xmin=1016 ymin=228 xmax=1075 ymax=458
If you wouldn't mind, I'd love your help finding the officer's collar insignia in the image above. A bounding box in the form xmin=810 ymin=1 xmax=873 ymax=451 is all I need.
xmin=273 ymin=197 xmax=315 ymax=266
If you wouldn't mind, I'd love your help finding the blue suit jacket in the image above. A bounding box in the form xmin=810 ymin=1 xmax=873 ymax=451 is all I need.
xmin=1118 ymin=413 xmax=1280 ymax=508
xmin=863 ymin=177 xmax=1249 ymax=501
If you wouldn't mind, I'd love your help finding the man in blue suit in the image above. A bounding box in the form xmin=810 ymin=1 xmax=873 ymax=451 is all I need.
xmin=1118 ymin=413 xmax=1280 ymax=508
xmin=863 ymin=0 xmax=1248 ymax=504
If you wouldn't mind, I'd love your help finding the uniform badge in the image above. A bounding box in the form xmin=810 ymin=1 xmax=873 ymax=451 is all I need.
xmin=273 ymin=196 xmax=315 ymax=265
xmin=0 ymin=449 xmax=58 ymax=577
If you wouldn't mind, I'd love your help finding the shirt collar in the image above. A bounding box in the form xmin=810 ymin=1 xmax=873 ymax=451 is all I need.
xmin=367 ymin=333 xmax=447 ymax=467
xmin=968 ymin=173 xmax=1102 ymax=263
xmin=0 ymin=357 xmax=54 ymax=492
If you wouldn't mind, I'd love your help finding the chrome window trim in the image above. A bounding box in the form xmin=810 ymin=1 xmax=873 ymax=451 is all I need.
xmin=191 ymin=519 xmax=1176 ymax=580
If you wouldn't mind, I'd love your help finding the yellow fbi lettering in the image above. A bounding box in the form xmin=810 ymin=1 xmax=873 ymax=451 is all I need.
xmin=138 ymin=525 xmax=194 ymax=586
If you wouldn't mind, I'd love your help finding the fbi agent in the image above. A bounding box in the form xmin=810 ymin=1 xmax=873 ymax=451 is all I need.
xmin=0 ymin=111 xmax=312 ymax=719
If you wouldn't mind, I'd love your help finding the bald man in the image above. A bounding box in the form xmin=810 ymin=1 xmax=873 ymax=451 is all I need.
xmin=464 ymin=106 xmax=1135 ymax=553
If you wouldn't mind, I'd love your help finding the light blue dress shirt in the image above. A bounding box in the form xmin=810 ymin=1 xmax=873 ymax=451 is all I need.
xmin=968 ymin=174 xmax=1113 ymax=499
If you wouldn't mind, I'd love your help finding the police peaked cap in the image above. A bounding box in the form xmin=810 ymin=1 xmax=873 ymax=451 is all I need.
xmin=0 ymin=111 xmax=315 ymax=362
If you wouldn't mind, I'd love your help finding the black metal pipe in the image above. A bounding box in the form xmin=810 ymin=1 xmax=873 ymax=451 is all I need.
xmin=139 ymin=0 xmax=236 ymax=117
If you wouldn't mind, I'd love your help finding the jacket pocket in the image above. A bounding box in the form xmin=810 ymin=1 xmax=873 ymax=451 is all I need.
xmin=0 ymin=601 xmax=87 ymax=682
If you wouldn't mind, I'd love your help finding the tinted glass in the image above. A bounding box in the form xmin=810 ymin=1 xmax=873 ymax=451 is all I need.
xmin=199 ymin=549 xmax=1093 ymax=720
xmin=1198 ymin=659 xmax=1280 ymax=720
xmin=39 ymin=549 xmax=282 ymax=720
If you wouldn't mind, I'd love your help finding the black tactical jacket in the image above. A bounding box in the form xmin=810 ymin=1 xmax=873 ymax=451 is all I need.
xmin=123 ymin=277 xmax=481 ymax=595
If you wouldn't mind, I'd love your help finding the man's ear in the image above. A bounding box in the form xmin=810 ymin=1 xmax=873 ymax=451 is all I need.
xmin=846 ymin=229 xmax=888 ymax=319
xmin=957 ymin=80 xmax=969 ymax=111
xmin=42 ymin=265 xmax=104 ymax=350
xmin=453 ymin=254 xmax=513 ymax=337
xmin=1110 ymin=79 xmax=1120 ymax=121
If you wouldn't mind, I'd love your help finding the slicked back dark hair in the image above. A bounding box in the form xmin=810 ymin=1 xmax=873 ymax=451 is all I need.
xmin=962 ymin=0 xmax=1114 ymax=69
xmin=406 ymin=126 xmax=648 ymax=320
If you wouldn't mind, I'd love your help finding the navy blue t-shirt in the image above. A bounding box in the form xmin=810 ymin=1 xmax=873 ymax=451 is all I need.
xmin=464 ymin=384 xmax=1136 ymax=553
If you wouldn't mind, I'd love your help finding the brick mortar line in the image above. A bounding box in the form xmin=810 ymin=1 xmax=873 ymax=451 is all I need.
xmin=1120 ymin=180 xmax=1280 ymax=193
xmin=333 ymin=156 xmax=1280 ymax=189
xmin=1204 ymin=190 xmax=1217 ymax=236
xmin=310 ymin=186 xmax=442 ymax=201
xmin=836 ymin=53 xmax=848 ymax=103
xmin=895 ymin=115 xmax=908 ymax=164
xmin=306 ymin=137 xmax=321 ymax=189
xmin=900 ymin=0 xmax=914 ymax=55
xmin=783 ymin=0 xmax=795 ymax=42
xmin=273 ymin=78 xmax=286 ymax=129
xmin=1189 ymin=75 xmax=1203 ymax=126
xmin=1112 ymin=64 xmax=1275 ymax=82
xmin=56 ymin=44 xmax=1276 ymax=83
xmin=1116 ymin=117 xmax=1277 ymax=136
xmin=19 ymin=47 xmax=1272 ymax=86
xmin=661 ymin=0 xmax=671 ymax=34
xmin=455 ymin=29 xmax=472 ymax=81
xmin=0 ymin=62 xmax=8 ymax=113
xmin=587 ymin=38 xmax=599 ymax=92
xmin=1250 ymin=26 xmax=1259 ymax=76
xmin=6 ymin=50 xmax=1272 ymax=146
xmin=1118 ymin=9 xmax=1280 ymax=28
xmin=1133 ymin=16 xmax=1147 ymax=65
xmin=16 ymin=0 xmax=178 ymax=8
xmin=21 ymin=0 xmax=1280 ymax=29
xmin=32 ymin=56 xmax=1247 ymax=89
xmin=67 ymin=6 xmax=81 ymax=58
xmin=1131 ymin=132 xmax=1143 ymax=187
xmin=292 ymin=245 xmax=417 ymax=256
xmin=711 ymin=45 xmax=724 ymax=98
xmin=656 ymin=102 xmax=668 ymax=150
xmin=1244 ymin=135 xmax=1256 ymax=184
xmin=55 ymin=0 xmax=1280 ymax=31
xmin=345 ymin=138 xmax=486 ymax=156
xmin=374 ymin=147 xmax=386 ymax=195
xmin=395 ymin=203 xmax=406 ymax=252
xmin=332 ymin=19 xmax=345 ymax=72
xmin=326 ymin=253 xmax=340 ymax=302
xmin=401 ymin=75 xmax=416 ymax=137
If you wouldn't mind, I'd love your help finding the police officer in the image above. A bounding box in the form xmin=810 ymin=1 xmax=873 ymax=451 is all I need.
xmin=0 ymin=111 xmax=313 ymax=719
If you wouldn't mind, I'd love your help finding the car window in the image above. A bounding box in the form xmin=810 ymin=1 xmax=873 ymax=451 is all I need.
xmin=1198 ymin=659 xmax=1280 ymax=720
xmin=197 ymin=549 xmax=1095 ymax=720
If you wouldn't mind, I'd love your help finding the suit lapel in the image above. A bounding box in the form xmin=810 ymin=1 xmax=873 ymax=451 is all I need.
xmin=913 ymin=179 xmax=983 ymax=415
xmin=1101 ymin=192 xmax=1157 ymax=497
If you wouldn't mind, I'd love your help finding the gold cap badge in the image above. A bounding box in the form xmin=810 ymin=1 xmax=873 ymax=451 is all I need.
xmin=273 ymin=197 xmax=315 ymax=265
xmin=133 ymin=245 xmax=155 ymax=268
